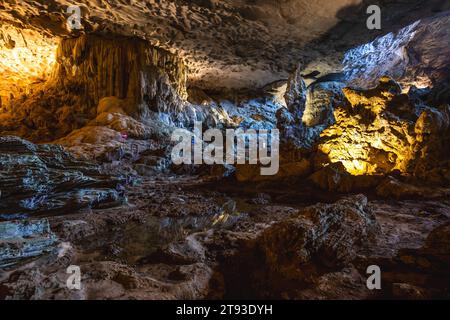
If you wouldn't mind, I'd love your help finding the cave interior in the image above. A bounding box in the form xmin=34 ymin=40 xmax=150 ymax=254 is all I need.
xmin=0 ymin=0 xmax=450 ymax=300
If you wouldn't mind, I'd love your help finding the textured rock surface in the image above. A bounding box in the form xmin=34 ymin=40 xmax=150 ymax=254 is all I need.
xmin=0 ymin=24 xmax=57 ymax=102
xmin=0 ymin=136 xmax=125 ymax=217
xmin=1 ymin=174 xmax=449 ymax=300
xmin=0 ymin=34 xmax=187 ymax=142
xmin=0 ymin=219 xmax=57 ymax=268
xmin=316 ymin=77 xmax=450 ymax=177
xmin=344 ymin=13 xmax=450 ymax=91
xmin=0 ymin=0 xmax=449 ymax=302
xmin=1 ymin=1 xmax=449 ymax=90
xmin=52 ymin=35 xmax=187 ymax=112
xmin=277 ymin=65 xmax=344 ymax=149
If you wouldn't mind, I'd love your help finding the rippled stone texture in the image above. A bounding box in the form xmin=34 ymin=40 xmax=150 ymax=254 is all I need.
xmin=2 ymin=0 xmax=448 ymax=89
xmin=0 ymin=136 xmax=125 ymax=217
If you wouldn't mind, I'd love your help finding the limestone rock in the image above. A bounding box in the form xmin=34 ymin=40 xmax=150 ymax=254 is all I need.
xmin=376 ymin=176 xmax=450 ymax=199
xmin=89 ymin=113 xmax=154 ymax=140
xmin=422 ymin=222 xmax=450 ymax=266
xmin=0 ymin=219 xmax=57 ymax=268
xmin=309 ymin=162 xmax=382 ymax=193
xmin=53 ymin=35 xmax=187 ymax=112
xmin=1 ymin=34 xmax=188 ymax=143
xmin=317 ymin=77 xmax=449 ymax=177
xmin=203 ymin=194 xmax=380 ymax=298
xmin=344 ymin=13 xmax=450 ymax=91
xmin=260 ymin=194 xmax=379 ymax=268
xmin=303 ymin=81 xmax=344 ymax=127
xmin=0 ymin=136 xmax=125 ymax=216
xmin=97 ymin=97 xmax=128 ymax=115
xmin=54 ymin=126 xmax=125 ymax=161
xmin=277 ymin=66 xmax=344 ymax=150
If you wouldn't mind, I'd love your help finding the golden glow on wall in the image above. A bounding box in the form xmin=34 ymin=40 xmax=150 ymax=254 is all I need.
xmin=0 ymin=25 xmax=57 ymax=100
xmin=318 ymin=78 xmax=415 ymax=177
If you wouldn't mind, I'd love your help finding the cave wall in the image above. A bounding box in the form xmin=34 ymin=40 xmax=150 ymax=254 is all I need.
xmin=0 ymin=24 xmax=57 ymax=108
xmin=0 ymin=34 xmax=188 ymax=142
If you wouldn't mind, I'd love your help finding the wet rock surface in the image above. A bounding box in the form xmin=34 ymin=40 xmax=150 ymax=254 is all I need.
xmin=1 ymin=176 xmax=449 ymax=300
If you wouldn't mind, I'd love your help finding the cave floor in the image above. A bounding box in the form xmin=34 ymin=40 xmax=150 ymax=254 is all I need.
xmin=1 ymin=174 xmax=449 ymax=300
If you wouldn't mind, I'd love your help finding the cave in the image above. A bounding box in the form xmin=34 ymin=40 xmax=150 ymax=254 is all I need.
xmin=0 ymin=0 xmax=449 ymax=302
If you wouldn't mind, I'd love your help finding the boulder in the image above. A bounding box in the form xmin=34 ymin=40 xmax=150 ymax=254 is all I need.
xmin=89 ymin=112 xmax=154 ymax=140
xmin=97 ymin=97 xmax=128 ymax=115
xmin=309 ymin=162 xmax=382 ymax=192
xmin=54 ymin=126 xmax=125 ymax=160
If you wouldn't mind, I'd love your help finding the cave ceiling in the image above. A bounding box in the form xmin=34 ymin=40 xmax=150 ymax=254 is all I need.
xmin=1 ymin=0 xmax=449 ymax=90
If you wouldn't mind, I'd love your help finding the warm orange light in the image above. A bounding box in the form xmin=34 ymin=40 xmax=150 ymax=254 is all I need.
xmin=0 ymin=25 xmax=57 ymax=99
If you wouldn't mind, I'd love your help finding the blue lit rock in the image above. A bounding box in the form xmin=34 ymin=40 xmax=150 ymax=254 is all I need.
xmin=344 ymin=13 xmax=450 ymax=91
xmin=0 ymin=136 xmax=126 ymax=217
xmin=0 ymin=219 xmax=57 ymax=267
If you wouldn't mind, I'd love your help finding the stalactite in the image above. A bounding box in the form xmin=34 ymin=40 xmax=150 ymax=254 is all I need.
xmin=0 ymin=34 xmax=189 ymax=142
xmin=50 ymin=34 xmax=188 ymax=115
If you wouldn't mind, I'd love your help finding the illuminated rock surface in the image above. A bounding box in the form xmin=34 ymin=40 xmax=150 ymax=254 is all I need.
xmin=317 ymin=77 xmax=449 ymax=178
xmin=0 ymin=0 xmax=449 ymax=301
xmin=1 ymin=0 xmax=449 ymax=90
xmin=0 ymin=136 xmax=126 ymax=216
xmin=344 ymin=13 xmax=450 ymax=91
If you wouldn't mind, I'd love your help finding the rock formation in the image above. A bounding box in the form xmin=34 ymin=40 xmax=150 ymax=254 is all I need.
xmin=344 ymin=13 xmax=450 ymax=91
xmin=0 ymin=34 xmax=188 ymax=142
xmin=316 ymin=76 xmax=450 ymax=179
xmin=0 ymin=136 xmax=126 ymax=217
xmin=1 ymin=1 xmax=449 ymax=90
xmin=0 ymin=0 xmax=449 ymax=302
xmin=0 ymin=219 xmax=57 ymax=268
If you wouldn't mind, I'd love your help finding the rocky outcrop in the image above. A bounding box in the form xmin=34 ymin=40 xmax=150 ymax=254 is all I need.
xmin=0 ymin=136 xmax=125 ymax=217
xmin=276 ymin=65 xmax=309 ymax=148
xmin=316 ymin=77 xmax=450 ymax=179
xmin=277 ymin=65 xmax=345 ymax=150
xmin=53 ymin=96 xmax=171 ymax=161
xmin=344 ymin=13 xmax=450 ymax=91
